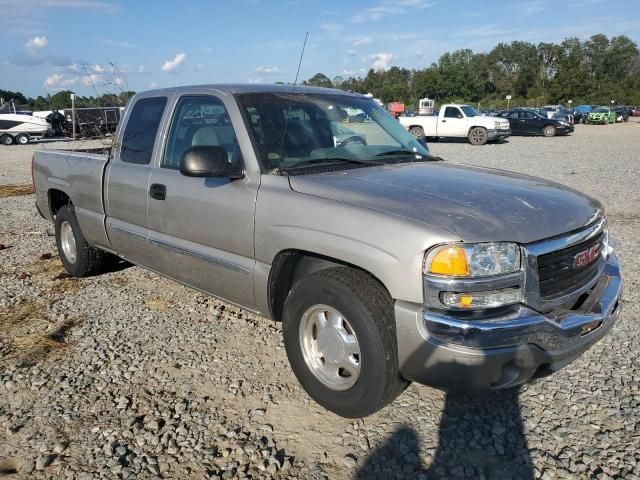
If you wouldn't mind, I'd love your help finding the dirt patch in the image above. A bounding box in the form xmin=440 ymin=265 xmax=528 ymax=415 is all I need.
xmin=0 ymin=298 xmax=45 ymax=335
xmin=50 ymin=277 xmax=80 ymax=295
xmin=0 ymin=184 xmax=35 ymax=198
xmin=145 ymin=298 xmax=172 ymax=311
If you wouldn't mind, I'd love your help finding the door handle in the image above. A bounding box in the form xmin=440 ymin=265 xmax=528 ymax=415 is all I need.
xmin=442 ymin=119 xmax=447 ymax=123
xmin=149 ymin=183 xmax=166 ymax=200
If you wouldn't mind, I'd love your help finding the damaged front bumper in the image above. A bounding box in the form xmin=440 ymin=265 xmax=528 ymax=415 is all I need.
xmin=395 ymin=253 xmax=623 ymax=391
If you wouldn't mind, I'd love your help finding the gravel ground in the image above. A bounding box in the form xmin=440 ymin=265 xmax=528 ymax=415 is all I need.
xmin=1 ymin=122 xmax=639 ymax=480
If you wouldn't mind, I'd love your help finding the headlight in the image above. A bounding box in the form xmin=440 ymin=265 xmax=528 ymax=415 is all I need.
xmin=424 ymin=242 xmax=521 ymax=278
xmin=559 ymin=121 xmax=570 ymax=126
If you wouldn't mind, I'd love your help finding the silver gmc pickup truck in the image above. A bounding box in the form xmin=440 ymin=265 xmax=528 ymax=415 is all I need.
xmin=33 ymin=85 xmax=623 ymax=418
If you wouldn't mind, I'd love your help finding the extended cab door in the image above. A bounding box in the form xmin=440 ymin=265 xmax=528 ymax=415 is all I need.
xmin=145 ymin=92 xmax=258 ymax=308
xmin=105 ymin=94 xmax=170 ymax=266
xmin=438 ymin=106 xmax=468 ymax=137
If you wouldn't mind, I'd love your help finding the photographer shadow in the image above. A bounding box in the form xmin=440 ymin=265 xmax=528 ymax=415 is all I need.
xmin=356 ymin=346 xmax=534 ymax=479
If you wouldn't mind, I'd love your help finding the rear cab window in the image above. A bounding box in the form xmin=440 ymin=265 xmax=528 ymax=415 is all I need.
xmin=444 ymin=107 xmax=462 ymax=118
xmin=121 ymin=96 xmax=168 ymax=164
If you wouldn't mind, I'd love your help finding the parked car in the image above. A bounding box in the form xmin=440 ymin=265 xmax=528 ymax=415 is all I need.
xmin=33 ymin=84 xmax=622 ymax=418
xmin=572 ymin=105 xmax=593 ymax=124
xmin=552 ymin=107 xmax=575 ymax=124
xmin=399 ymin=104 xmax=511 ymax=145
xmin=541 ymin=105 xmax=564 ymax=119
xmin=632 ymin=107 xmax=640 ymax=117
xmin=499 ymin=108 xmax=574 ymax=136
xmin=587 ymin=107 xmax=617 ymax=124
xmin=613 ymin=106 xmax=630 ymax=123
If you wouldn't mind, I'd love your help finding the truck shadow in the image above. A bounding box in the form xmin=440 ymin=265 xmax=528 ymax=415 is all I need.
xmin=356 ymin=388 xmax=533 ymax=479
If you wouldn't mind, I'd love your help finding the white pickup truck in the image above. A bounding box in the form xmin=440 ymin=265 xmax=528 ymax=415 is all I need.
xmin=400 ymin=104 xmax=511 ymax=145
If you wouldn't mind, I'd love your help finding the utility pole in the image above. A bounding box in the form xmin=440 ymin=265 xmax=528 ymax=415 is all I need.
xmin=70 ymin=93 xmax=76 ymax=142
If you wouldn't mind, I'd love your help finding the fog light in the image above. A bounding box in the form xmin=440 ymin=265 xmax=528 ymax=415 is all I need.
xmin=441 ymin=289 xmax=522 ymax=309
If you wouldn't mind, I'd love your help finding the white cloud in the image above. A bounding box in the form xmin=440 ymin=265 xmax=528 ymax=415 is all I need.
xmin=26 ymin=35 xmax=47 ymax=49
xmin=149 ymin=81 xmax=159 ymax=88
xmin=137 ymin=65 xmax=147 ymax=74
xmin=319 ymin=22 xmax=341 ymax=31
xmin=371 ymin=52 xmax=392 ymax=71
xmin=255 ymin=65 xmax=279 ymax=74
xmin=398 ymin=0 xmax=436 ymax=8
xmin=351 ymin=1 xmax=435 ymax=22
xmin=82 ymin=72 xmax=100 ymax=86
xmin=353 ymin=37 xmax=372 ymax=47
xmin=99 ymin=38 xmax=136 ymax=48
xmin=194 ymin=63 xmax=204 ymax=72
xmin=161 ymin=52 xmax=186 ymax=72
xmin=44 ymin=72 xmax=77 ymax=89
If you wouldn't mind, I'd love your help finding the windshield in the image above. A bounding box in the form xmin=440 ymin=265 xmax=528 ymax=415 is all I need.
xmin=460 ymin=105 xmax=479 ymax=117
xmin=593 ymin=107 xmax=609 ymax=113
xmin=235 ymin=92 xmax=429 ymax=173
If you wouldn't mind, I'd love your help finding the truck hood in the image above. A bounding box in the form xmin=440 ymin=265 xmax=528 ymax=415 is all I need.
xmin=288 ymin=163 xmax=602 ymax=244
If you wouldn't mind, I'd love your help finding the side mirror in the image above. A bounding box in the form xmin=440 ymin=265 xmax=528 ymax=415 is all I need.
xmin=180 ymin=146 xmax=243 ymax=179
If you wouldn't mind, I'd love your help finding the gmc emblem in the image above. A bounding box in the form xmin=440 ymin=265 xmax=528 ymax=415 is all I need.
xmin=573 ymin=244 xmax=600 ymax=269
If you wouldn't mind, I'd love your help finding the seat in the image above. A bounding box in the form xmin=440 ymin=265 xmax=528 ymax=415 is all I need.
xmin=192 ymin=126 xmax=221 ymax=146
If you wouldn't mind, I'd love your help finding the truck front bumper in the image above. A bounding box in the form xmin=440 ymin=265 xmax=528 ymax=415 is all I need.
xmin=487 ymin=128 xmax=511 ymax=141
xmin=395 ymin=253 xmax=622 ymax=391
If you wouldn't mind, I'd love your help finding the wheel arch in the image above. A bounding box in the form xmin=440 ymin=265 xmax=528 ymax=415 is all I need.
xmin=267 ymin=249 xmax=391 ymax=322
xmin=48 ymin=188 xmax=72 ymax=218
xmin=467 ymin=125 xmax=488 ymax=135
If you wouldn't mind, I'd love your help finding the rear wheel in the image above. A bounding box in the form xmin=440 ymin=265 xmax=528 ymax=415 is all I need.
xmin=282 ymin=267 xmax=407 ymax=418
xmin=0 ymin=134 xmax=13 ymax=145
xmin=543 ymin=125 xmax=556 ymax=137
xmin=468 ymin=127 xmax=488 ymax=145
xmin=409 ymin=126 xmax=425 ymax=141
xmin=15 ymin=133 xmax=29 ymax=145
xmin=55 ymin=205 xmax=107 ymax=277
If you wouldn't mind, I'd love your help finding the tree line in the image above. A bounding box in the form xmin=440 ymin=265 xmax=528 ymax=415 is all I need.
xmin=305 ymin=34 xmax=640 ymax=108
xmin=2 ymin=34 xmax=638 ymax=111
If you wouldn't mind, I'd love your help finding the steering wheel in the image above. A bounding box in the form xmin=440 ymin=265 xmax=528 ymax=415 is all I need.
xmin=339 ymin=135 xmax=367 ymax=147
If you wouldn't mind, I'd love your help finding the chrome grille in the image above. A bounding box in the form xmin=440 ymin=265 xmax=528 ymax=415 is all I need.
xmin=536 ymin=231 xmax=605 ymax=300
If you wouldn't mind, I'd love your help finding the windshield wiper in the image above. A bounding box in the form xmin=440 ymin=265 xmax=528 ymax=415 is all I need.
xmin=375 ymin=150 xmax=445 ymax=162
xmin=284 ymin=157 xmax=384 ymax=170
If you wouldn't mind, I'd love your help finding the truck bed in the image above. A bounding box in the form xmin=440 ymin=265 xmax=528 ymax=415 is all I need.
xmin=33 ymin=147 xmax=112 ymax=250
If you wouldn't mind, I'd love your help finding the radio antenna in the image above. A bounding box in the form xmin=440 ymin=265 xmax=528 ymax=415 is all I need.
xmin=292 ymin=31 xmax=308 ymax=92
xmin=278 ymin=31 xmax=309 ymax=165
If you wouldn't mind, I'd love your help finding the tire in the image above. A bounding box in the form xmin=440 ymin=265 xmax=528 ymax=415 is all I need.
xmin=0 ymin=134 xmax=14 ymax=146
xmin=282 ymin=267 xmax=408 ymax=418
xmin=605 ymin=118 xmax=609 ymax=125
xmin=543 ymin=125 xmax=556 ymax=137
xmin=55 ymin=205 xmax=107 ymax=277
xmin=468 ymin=127 xmax=488 ymax=145
xmin=409 ymin=126 xmax=425 ymax=141
xmin=15 ymin=133 xmax=29 ymax=145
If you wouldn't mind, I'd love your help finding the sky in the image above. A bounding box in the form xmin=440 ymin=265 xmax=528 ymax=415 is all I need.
xmin=1 ymin=0 xmax=639 ymax=98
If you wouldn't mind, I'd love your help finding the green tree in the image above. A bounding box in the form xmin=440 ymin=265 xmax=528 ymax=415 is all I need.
xmin=305 ymin=73 xmax=333 ymax=88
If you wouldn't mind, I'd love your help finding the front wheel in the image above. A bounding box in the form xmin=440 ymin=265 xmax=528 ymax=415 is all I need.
xmin=283 ymin=267 xmax=407 ymax=418
xmin=543 ymin=125 xmax=556 ymax=137
xmin=468 ymin=127 xmax=488 ymax=145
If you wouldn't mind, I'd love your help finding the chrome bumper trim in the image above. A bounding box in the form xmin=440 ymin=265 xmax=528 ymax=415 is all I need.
xmin=422 ymin=253 xmax=621 ymax=351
